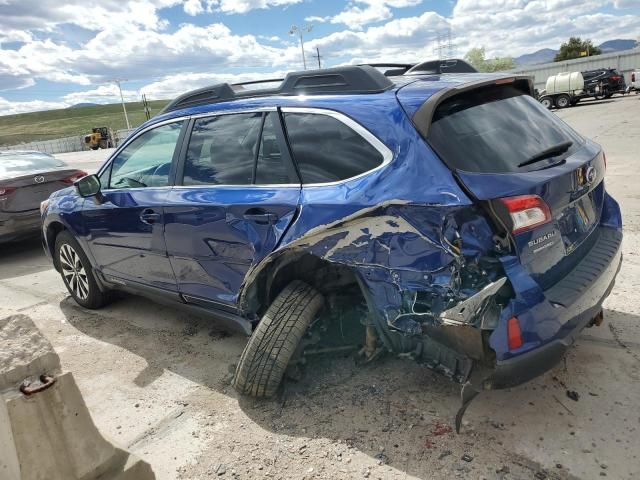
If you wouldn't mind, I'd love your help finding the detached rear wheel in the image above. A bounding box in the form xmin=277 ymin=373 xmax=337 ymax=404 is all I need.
xmin=55 ymin=231 xmax=110 ymax=309
xmin=233 ymin=280 xmax=324 ymax=397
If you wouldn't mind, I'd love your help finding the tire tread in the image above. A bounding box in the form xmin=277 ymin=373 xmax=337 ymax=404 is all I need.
xmin=233 ymin=280 xmax=323 ymax=397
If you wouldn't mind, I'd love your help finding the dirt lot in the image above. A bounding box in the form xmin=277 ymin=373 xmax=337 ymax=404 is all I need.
xmin=2 ymin=95 xmax=640 ymax=480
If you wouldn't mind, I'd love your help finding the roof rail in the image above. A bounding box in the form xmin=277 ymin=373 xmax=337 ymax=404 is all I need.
xmin=405 ymin=58 xmax=478 ymax=75
xmin=159 ymin=65 xmax=394 ymax=114
xmin=360 ymin=63 xmax=416 ymax=76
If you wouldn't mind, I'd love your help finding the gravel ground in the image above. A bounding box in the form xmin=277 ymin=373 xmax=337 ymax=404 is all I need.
xmin=2 ymin=95 xmax=639 ymax=480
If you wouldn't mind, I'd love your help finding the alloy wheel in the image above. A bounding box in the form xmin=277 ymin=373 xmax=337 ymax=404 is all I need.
xmin=59 ymin=244 xmax=89 ymax=300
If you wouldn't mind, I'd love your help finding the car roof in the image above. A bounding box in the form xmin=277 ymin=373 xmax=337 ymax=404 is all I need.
xmin=145 ymin=70 xmax=529 ymax=129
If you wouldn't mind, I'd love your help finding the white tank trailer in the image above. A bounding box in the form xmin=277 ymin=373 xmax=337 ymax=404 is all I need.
xmin=537 ymin=71 xmax=611 ymax=109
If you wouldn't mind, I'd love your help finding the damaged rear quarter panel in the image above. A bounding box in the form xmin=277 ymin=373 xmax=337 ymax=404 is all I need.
xmin=240 ymin=99 xmax=506 ymax=355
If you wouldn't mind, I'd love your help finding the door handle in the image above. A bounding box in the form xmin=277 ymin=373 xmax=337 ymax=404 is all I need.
xmin=242 ymin=210 xmax=278 ymax=225
xmin=140 ymin=209 xmax=161 ymax=225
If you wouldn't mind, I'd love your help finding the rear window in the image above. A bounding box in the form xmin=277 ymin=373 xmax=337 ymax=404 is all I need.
xmin=428 ymin=85 xmax=584 ymax=173
xmin=0 ymin=154 xmax=66 ymax=175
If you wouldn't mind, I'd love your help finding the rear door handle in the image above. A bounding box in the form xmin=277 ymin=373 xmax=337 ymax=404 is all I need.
xmin=242 ymin=210 xmax=278 ymax=225
xmin=140 ymin=209 xmax=161 ymax=225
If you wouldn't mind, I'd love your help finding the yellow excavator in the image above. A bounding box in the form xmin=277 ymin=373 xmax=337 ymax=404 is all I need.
xmin=83 ymin=127 xmax=113 ymax=150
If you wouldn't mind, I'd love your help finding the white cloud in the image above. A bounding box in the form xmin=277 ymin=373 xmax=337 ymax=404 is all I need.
xmin=184 ymin=0 xmax=205 ymax=15
xmin=309 ymin=0 xmax=423 ymax=29
xmin=180 ymin=0 xmax=302 ymax=15
xmin=0 ymin=22 xmax=290 ymax=88
xmin=0 ymin=0 xmax=178 ymax=32
xmin=308 ymin=11 xmax=450 ymax=62
xmin=62 ymin=84 xmax=139 ymax=105
xmin=0 ymin=96 xmax=67 ymax=116
xmin=612 ymin=0 xmax=640 ymax=6
xmin=452 ymin=0 xmax=640 ymax=57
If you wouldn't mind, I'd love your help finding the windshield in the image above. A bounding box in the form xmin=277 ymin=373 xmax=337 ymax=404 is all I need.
xmin=0 ymin=154 xmax=67 ymax=175
xmin=428 ymin=85 xmax=584 ymax=173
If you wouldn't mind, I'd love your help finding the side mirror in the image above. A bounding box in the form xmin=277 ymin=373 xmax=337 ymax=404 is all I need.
xmin=74 ymin=174 xmax=104 ymax=203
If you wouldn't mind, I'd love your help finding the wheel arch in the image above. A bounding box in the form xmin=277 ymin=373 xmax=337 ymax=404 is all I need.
xmin=240 ymin=249 xmax=371 ymax=320
xmin=46 ymin=221 xmax=66 ymax=271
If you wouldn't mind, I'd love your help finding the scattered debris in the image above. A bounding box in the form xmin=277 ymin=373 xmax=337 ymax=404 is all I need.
xmin=461 ymin=454 xmax=473 ymax=462
xmin=438 ymin=450 xmax=452 ymax=460
xmin=567 ymin=390 xmax=580 ymax=402
xmin=534 ymin=471 xmax=547 ymax=479
xmin=432 ymin=421 xmax=453 ymax=436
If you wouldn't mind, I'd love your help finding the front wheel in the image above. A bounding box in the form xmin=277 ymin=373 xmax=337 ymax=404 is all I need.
xmin=539 ymin=96 xmax=553 ymax=109
xmin=55 ymin=231 xmax=111 ymax=309
xmin=233 ymin=280 xmax=324 ymax=397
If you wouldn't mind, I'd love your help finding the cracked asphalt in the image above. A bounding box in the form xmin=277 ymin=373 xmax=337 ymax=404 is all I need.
xmin=1 ymin=94 xmax=639 ymax=479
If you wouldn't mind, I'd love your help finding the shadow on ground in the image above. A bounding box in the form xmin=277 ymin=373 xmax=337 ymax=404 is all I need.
xmin=0 ymin=236 xmax=51 ymax=281
xmin=58 ymin=296 xmax=639 ymax=479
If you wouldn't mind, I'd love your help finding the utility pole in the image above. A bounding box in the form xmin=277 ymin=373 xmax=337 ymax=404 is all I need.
xmin=289 ymin=24 xmax=313 ymax=70
xmin=313 ymin=47 xmax=322 ymax=69
xmin=142 ymin=93 xmax=151 ymax=120
xmin=111 ymin=79 xmax=131 ymax=130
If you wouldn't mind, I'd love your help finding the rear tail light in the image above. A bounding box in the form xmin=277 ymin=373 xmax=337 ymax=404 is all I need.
xmin=610 ymin=75 xmax=621 ymax=81
xmin=62 ymin=170 xmax=88 ymax=184
xmin=499 ymin=195 xmax=552 ymax=234
xmin=507 ymin=316 xmax=523 ymax=350
xmin=632 ymin=73 xmax=636 ymax=82
xmin=0 ymin=187 xmax=16 ymax=197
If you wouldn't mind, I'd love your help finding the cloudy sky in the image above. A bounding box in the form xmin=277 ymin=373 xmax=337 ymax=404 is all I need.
xmin=1 ymin=0 xmax=639 ymax=115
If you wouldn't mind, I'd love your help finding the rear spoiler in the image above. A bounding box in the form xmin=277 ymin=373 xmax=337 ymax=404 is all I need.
xmin=412 ymin=75 xmax=535 ymax=139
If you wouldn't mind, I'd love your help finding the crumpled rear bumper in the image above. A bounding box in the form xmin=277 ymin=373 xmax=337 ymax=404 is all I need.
xmin=485 ymin=226 xmax=622 ymax=389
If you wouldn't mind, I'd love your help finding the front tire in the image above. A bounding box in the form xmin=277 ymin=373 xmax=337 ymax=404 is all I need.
xmin=233 ymin=280 xmax=324 ymax=397
xmin=55 ymin=231 xmax=110 ymax=309
xmin=539 ymin=96 xmax=553 ymax=109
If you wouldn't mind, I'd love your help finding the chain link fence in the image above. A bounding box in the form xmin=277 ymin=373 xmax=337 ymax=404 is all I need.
xmin=0 ymin=128 xmax=136 ymax=155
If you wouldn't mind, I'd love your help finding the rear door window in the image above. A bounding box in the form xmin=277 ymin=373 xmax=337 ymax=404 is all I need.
xmin=255 ymin=113 xmax=295 ymax=185
xmin=283 ymin=112 xmax=384 ymax=184
xmin=428 ymin=85 xmax=584 ymax=173
xmin=183 ymin=113 xmax=262 ymax=186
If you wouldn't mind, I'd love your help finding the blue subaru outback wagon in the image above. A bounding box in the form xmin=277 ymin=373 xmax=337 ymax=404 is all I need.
xmin=41 ymin=64 xmax=622 ymax=427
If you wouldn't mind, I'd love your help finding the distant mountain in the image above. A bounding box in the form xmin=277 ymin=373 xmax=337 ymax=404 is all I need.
xmin=513 ymin=39 xmax=637 ymax=66
xmin=514 ymin=48 xmax=557 ymax=66
xmin=68 ymin=102 xmax=99 ymax=108
xmin=599 ymin=39 xmax=637 ymax=53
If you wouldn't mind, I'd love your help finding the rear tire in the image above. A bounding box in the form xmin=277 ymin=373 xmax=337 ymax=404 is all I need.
xmin=555 ymin=94 xmax=571 ymax=108
xmin=540 ymin=96 xmax=553 ymax=109
xmin=55 ymin=231 xmax=110 ymax=309
xmin=233 ymin=280 xmax=324 ymax=397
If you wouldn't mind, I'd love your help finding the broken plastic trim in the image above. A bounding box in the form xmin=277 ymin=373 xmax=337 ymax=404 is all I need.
xmin=439 ymin=277 xmax=507 ymax=325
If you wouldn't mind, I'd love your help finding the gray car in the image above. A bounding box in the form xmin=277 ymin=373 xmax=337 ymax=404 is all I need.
xmin=0 ymin=151 xmax=87 ymax=243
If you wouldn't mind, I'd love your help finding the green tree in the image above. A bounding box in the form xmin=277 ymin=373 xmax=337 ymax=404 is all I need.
xmin=554 ymin=37 xmax=601 ymax=61
xmin=464 ymin=47 xmax=515 ymax=72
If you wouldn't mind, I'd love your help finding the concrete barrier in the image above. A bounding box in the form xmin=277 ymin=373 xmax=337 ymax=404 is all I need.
xmin=0 ymin=315 xmax=155 ymax=480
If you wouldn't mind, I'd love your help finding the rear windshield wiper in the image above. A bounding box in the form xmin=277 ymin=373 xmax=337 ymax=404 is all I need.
xmin=518 ymin=140 xmax=573 ymax=168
